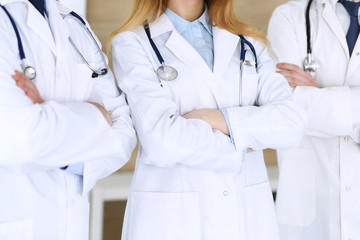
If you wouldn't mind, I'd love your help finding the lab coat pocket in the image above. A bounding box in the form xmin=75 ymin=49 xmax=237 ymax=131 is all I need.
xmin=128 ymin=191 xmax=201 ymax=240
xmin=241 ymin=73 xmax=259 ymax=106
xmin=0 ymin=219 xmax=33 ymax=240
xmin=276 ymin=149 xmax=316 ymax=226
xmin=244 ymin=182 xmax=279 ymax=240
xmin=74 ymin=63 xmax=95 ymax=101
xmin=244 ymin=151 xmax=268 ymax=186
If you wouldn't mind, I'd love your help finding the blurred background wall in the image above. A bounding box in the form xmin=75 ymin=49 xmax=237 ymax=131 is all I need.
xmin=80 ymin=0 xmax=290 ymax=239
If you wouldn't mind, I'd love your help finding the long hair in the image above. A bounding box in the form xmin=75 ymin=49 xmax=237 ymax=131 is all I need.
xmin=109 ymin=0 xmax=266 ymax=45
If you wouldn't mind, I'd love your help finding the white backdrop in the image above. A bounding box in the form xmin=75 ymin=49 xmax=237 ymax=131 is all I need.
xmin=58 ymin=0 xmax=87 ymax=17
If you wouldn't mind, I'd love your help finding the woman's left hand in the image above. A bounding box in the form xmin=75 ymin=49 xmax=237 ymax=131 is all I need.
xmin=12 ymin=70 xmax=44 ymax=104
xmin=182 ymin=109 xmax=229 ymax=136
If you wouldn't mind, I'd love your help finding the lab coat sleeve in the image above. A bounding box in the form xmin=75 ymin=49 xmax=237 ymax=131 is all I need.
xmin=82 ymin=62 xmax=137 ymax=193
xmin=112 ymin=32 xmax=243 ymax=172
xmin=225 ymin=41 xmax=307 ymax=151
xmin=267 ymin=5 xmax=360 ymax=141
xmin=61 ymin=15 xmax=137 ymax=193
xmin=0 ymin=16 xmax=134 ymax=175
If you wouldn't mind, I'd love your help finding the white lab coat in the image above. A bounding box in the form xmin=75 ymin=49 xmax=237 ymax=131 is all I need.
xmin=268 ymin=0 xmax=360 ymax=239
xmin=0 ymin=0 xmax=136 ymax=239
xmin=112 ymin=13 xmax=306 ymax=240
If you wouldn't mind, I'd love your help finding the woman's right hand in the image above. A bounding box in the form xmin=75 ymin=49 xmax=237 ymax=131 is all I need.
xmin=276 ymin=63 xmax=318 ymax=88
xmin=88 ymin=102 xmax=112 ymax=126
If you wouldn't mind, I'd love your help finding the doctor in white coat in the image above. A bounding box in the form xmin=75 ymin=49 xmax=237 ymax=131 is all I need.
xmin=268 ymin=0 xmax=360 ymax=239
xmin=111 ymin=0 xmax=307 ymax=239
xmin=0 ymin=0 xmax=136 ymax=239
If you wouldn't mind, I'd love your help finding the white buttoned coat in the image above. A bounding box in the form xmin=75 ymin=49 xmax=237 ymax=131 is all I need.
xmin=113 ymin=13 xmax=306 ymax=240
xmin=0 ymin=1 xmax=136 ymax=239
xmin=268 ymin=0 xmax=360 ymax=239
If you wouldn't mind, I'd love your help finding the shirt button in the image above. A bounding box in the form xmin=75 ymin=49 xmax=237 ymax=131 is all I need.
xmin=191 ymin=24 xmax=198 ymax=30
xmin=345 ymin=186 xmax=351 ymax=191
xmin=223 ymin=190 xmax=229 ymax=196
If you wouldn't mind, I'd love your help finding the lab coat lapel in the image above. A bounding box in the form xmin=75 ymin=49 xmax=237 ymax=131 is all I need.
xmin=46 ymin=0 xmax=74 ymax=100
xmin=212 ymin=27 xmax=239 ymax=78
xmin=163 ymin=18 xmax=222 ymax=107
xmin=320 ymin=1 xmax=349 ymax=59
xmin=347 ymin=40 xmax=360 ymax=82
xmin=26 ymin=1 xmax=57 ymax=55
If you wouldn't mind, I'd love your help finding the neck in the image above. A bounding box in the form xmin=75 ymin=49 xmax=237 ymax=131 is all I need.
xmin=167 ymin=0 xmax=204 ymax=22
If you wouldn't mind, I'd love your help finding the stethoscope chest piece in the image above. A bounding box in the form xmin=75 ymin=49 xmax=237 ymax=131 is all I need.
xmin=23 ymin=65 xmax=36 ymax=80
xmin=303 ymin=53 xmax=318 ymax=74
xmin=157 ymin=63 xmax=178 ymax=81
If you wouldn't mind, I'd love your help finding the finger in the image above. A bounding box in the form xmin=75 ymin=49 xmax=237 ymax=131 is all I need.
xmin=247 ymin=148 xmax=254 ymax=153
xmin=14 ymin=70 xmax=23 ymax=75
xmin=279 ymin=70 xmax=313 ymax=86
xmin=277 ymin=71 xmax=296 ymax=84
xmin=276 ymin=63 xmax=301 ymax=71
xmin=277 ymin=63 xmax=314 ymax=81
xmin=25 ymin=91 xmax=39 ymax=104
xmin=15 ymin=74 xmax=38 ymax=92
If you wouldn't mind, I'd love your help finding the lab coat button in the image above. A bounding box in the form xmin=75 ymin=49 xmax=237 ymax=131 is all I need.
xmin=345 ymin=186 xmax=351 ymax=191
xmin=223 ymin=190 xmax=229 ymax=196
xmin=344 ymin=136 xmax=350 ymax=142
xmin=356 ymin=52 xmax=360 ymax=56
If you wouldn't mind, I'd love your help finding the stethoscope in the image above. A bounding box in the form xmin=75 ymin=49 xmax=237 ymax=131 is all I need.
xmin=143 ymin=24 xmax=258 ymax=81
xmin=0 ymin=4 xmax=108 ymax=80
xmin=304 ymin=0 xmax=319 ymax=74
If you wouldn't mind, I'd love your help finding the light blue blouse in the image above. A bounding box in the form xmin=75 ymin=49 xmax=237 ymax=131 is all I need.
xmin=165 ymin=7 xmax=214 ymax=70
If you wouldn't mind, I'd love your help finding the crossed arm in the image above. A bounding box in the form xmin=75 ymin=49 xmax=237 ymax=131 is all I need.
xmin=12 ymin=70 xmax=112 ymax=125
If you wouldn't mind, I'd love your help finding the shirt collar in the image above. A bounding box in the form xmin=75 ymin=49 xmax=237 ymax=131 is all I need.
xmin=165 ymin=5 xmax=212 ymax=35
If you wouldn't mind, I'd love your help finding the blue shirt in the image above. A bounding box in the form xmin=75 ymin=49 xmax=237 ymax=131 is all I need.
xmin=165 ymin=7 xmax=214 ymax=70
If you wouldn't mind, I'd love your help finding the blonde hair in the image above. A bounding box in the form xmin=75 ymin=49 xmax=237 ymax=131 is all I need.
xmin=109 ymin=0 xmax=266 ymax=50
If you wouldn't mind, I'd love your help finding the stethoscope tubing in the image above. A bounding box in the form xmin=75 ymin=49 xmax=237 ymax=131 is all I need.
xmin=144 ymin=24 xmax=165 ymax=64
xmin=0 ymin=4 xmax=26 ymax=60
xmin=239 ymin=35 xmax=258 ymax=71
xmin=63 ymin=12 xmax=109 ymax=77
xmin=144 ymin=24 xmax=259 ymax=80
xmin=1 ymin=3 xmax=109 ymax=80
xmin=306 ymin=0 xmax=314 ymax=54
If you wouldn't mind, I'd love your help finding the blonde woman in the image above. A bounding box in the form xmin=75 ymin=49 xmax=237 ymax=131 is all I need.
xmin=111 ymin=0 xmax=306 ymax=239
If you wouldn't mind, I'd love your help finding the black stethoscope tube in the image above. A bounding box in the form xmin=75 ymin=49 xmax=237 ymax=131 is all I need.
xmin=0 ymin=4 xmax=26 ymax=60
xmin=306 ymin=0 xmax=314 ymax=55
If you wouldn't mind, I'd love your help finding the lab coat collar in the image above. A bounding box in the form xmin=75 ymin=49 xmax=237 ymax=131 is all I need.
xmin=149 ymin=14 xmax=240 ymax=108
xmin=1 ymin=0 xmax=58 ymax=55
xmin=318 ymin=0 xmax=349 ymax=59
xmin=149 ymin=14 xmax=220 ymax=106
xmin=148 ymin=13 xmax=175 ymax=38
xmin=212 ymin=27 xmax=239 ymax=78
